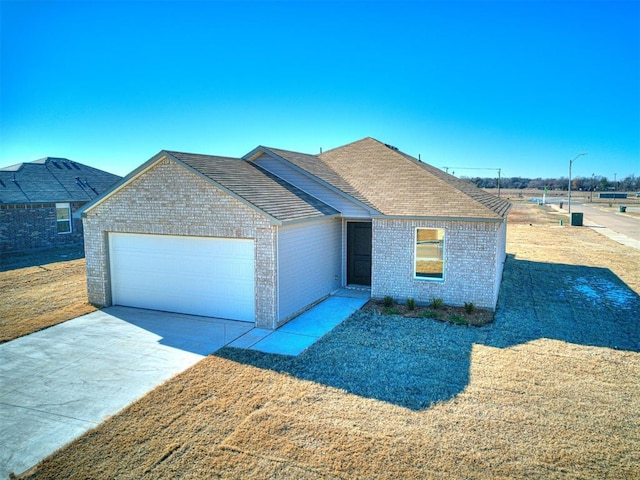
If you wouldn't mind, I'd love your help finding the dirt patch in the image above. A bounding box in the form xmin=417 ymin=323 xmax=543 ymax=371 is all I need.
xmin=0 ymin=247 xmax=96 ymax=343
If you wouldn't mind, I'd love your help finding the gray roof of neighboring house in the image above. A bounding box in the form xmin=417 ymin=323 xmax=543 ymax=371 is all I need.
xmin=166 ymin=151 xmax=339 ymax=222
xmin=0 ymin=157 xmax=122 ymax=205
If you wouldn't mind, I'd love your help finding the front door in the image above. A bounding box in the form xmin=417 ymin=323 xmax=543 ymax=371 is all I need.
xmin=347 ymin=222 xmax=372 ymax=286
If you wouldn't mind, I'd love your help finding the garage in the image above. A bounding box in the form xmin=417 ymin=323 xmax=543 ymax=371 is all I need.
xmin=108 ymin=233 xmax=255 ymax=321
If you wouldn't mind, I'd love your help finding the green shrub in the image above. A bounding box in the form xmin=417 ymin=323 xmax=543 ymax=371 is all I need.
xmin=406 ymin=298 xmax=416 ymax=311
xmin=383 ymin=296 xmax=394 ymax=307
xmin=422 ymin=310 xmax=440 ymax=319
xmin=464 ymin=302 xmax=475 ymax=314
xmin=449 ymin=314 xmax=467 ymax=325
xmin=384 ymin=307 xmax=399 ymax=315
xmin=430 ymin=297 xmax=443 ymax=309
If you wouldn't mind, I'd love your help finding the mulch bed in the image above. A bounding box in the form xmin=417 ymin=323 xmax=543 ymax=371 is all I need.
xmin=361 ymin=299 xmax=494 ymax=326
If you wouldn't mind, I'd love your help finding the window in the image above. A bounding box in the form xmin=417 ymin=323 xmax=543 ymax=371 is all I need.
xmin=56 ymin=203 xmax=72 ymax=234
xmin=415 ymin=228 xmax=444 ymax=279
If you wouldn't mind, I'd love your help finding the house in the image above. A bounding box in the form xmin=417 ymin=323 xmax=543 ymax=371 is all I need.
xmin=0 ymin=157 xmax=121 ymax=253
xmin=80 ymin=138 xmax=511 ymax=329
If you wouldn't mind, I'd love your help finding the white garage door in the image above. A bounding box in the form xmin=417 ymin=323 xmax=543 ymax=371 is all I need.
xmin=109 ymin=233 xmax=255 ymax=322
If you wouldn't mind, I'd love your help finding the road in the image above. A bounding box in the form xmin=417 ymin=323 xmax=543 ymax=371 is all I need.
xmin=571 ymin=202 xmax=640 ymax=242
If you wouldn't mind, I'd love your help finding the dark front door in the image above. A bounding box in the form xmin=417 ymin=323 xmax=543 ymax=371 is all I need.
xmin=347 ymin=222 xmax=372 ymax=286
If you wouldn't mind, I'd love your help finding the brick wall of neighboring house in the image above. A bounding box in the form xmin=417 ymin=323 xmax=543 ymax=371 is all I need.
xmin=82 ymin=157 xmax=279 ymax=329
xmin=0 ymin=202 xmax=85 ymax=253
xmin=372 ymin=218 xmax=506 ymax=310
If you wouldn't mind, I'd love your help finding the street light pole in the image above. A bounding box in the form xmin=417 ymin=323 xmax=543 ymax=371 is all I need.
xmin=568 ymin=153 xmax=587 ymax=214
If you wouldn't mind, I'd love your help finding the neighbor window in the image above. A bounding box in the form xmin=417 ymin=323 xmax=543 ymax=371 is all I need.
xmin=414 ymin=228 xmax=444 ymax=279
xmin=56 ymin=203 xmax=72 ymax=234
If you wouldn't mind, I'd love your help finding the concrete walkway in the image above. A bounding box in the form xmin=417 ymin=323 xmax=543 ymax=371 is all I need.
xmin=230 ymin=287 xmax=371 ymax=355
xmin=0 ymin=288 xmax=369 ymax=478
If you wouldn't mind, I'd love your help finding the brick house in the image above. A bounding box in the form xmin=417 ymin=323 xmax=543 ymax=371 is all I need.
xmin=0 ymin=157 xmax=121 ymax=254
xmin=81 ymin=138 xmax=510 ymax=329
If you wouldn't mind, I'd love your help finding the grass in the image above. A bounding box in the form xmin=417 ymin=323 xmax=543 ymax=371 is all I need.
xmin=8 ymin=202 xmax=640 ymax=479
xmin=0 ymin=246 xmax=96 ymax=343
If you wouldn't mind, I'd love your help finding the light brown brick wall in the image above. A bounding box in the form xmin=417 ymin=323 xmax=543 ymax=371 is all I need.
xmin=371 ymin=218 xmax=505 ymax=310
xmin=83 ymin=157 xmax=279 ymax=328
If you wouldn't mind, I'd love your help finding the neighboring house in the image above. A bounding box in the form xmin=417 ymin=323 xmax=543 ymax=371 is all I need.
xmin=0 ymin=157 xmax=121 ymax=253
xmin=81 ymin=137 xmax=511 ymax=329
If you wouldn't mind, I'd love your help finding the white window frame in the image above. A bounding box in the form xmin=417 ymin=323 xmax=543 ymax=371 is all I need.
xmin=56 ymin=203 xmax=72 ymax=234
xmin=414 ymin=227 xmax=445 ymax=281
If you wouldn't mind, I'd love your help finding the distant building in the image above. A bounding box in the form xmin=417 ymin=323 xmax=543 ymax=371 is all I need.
xmin=0 ymin=157 xmax=121 ymax=253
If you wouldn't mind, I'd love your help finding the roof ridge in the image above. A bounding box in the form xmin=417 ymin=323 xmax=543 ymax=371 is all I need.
xmin=319 ymin=137 xmax=380 ymax=155
xmin=163 ymin=150 xmax=242 ymax=161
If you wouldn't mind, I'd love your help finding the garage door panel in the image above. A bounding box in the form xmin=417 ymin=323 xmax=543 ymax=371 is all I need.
xmin=109 ymin=233 xmax=255 ymax=321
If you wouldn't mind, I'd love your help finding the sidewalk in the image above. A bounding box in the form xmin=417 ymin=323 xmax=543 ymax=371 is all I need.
xmin=229 ymin=287 xmax=371 ymax=356
xmin=547 ymin=203 xmax=640 ymax=250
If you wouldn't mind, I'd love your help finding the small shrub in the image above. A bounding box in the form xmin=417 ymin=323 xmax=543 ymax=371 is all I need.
xmin=449 ymin=314 xmax=467 ymax=325
xmin=422 ymin=310 xmax=440 ymax=319
xmin=464 ymin=302 xmax=475 ymax=314
xmin=384 ymin=307 xmax=399 ymax=315
xmin=430 ymin=297 xmax=443 ymax=309
xmin=383 ymin=296 xmax=394 ymax=307
xmin=406 ymin=298 xmax=416 ymax=311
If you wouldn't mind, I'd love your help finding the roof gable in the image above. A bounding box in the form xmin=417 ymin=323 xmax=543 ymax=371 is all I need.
xmin=81 ymin=151 xmax=339 ymax=224
xmin=0 ymin=157 xmax=121 ymax=204
xmin=318 ymin=137 xmax=511 ymax=219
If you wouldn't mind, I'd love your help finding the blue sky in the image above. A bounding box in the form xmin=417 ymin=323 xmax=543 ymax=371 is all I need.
xmin=1 ymin=0 xmax=638 ymax=180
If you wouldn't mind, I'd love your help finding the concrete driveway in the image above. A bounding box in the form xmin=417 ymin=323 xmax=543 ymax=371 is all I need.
xmin=0 ymin=307 xmax=253 ymax=478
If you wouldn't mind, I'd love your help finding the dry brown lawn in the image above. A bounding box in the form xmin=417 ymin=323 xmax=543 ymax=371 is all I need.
xmin=0 ymin=249 xmax=96 ymax=343
xmin=11 ymin=202 xmax=640 ymax=479
xmin=508 ymin=201 xmax=640 ymax=294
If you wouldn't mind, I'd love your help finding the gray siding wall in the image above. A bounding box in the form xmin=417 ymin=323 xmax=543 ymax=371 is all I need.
xmin=372 ymin=218 xmax=505 ymax=310
xmin=83 ymin=157 xmax=280 ymax=329
xmin=253 ymin=154 xmax=372 ymax=218
xmin=0 ymin=202 xmax=85 ymax=253
xmin=277 ymin=218 xmax=342 ymax=322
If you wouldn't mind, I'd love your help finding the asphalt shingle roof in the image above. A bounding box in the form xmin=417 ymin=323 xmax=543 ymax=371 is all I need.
xmin=257 ymin=147 xmax=376 ymax=210
xmin=166 ymin=151 xmax=339 ymax=222
xmin=0 ymin=157 xmax=121 ymax=204
xmin=317 ymin=137 xmax=511 ymax=219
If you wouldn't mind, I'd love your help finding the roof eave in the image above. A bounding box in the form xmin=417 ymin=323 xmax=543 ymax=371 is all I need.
xmin=280 ymin=212 xmax=342 ymax=227
xmin=372 ymin=213 xmax=507 ymax=223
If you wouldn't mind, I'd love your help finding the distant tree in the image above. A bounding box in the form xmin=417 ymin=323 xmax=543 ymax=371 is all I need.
xmin=599 ymin=177 xmax=610 ymax=191
xmin=620 ymin=174 xmax=638 ymax=191
xmin=528 ymin=179 xmax=544 ymax=189
xmin=554 ymin=177 xmax=569 ymax=191
xmin=572 ymin=178 xmax=584 ymax=190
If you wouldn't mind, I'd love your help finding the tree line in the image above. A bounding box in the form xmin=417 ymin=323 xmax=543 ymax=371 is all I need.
xmin=462 ymin=174 xmax=639 ymax=192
